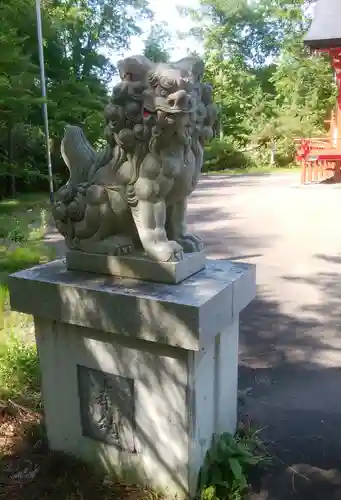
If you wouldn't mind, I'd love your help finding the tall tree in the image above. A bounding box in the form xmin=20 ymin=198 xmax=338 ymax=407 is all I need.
xmin=0 ymin=0 xmax=154 ymax=197
xmin=143 ymin=23 xmax=171 ymax=63
xmin=0 ymin=1 xmax=41 ymax=196
xmin=182 ymin=0 xmax=337 ymax=167
xmin=271 ymin=36 xmax=336 ymax=137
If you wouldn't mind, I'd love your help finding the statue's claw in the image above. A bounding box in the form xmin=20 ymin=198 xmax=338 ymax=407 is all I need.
xmin=145 ymin=240 xmax=184 ymax=262
xmin=176 ymin=233 xmax=203 ymax=253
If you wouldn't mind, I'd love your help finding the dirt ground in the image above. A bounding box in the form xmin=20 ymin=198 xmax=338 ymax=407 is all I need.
xmin=0 ymin=403 xmax=159 ymax=500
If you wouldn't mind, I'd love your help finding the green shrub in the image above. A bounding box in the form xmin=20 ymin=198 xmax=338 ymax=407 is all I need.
xmin=203 ymin=134 xmax=299 ymax=172
xmin=0 ymin=207 xmax=48 ymax=242
xmin=204 ymin=138 xmax=253 ymax=172
xmin=273 ymin=136 xmax=297 ymax=167
xmin=5 ymin=218 xmax=26 ymax=242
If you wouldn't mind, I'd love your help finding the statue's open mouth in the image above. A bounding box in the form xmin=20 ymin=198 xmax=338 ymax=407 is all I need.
xmin=143 ymin=108 xmax=155 ymax=118
xmin=143 ymin=105 xmax=192 ymax=118
xmin=143 ymin=101 xmax=193 ymax=117
xmin=155 ymin=105 xmax=191 ymax=114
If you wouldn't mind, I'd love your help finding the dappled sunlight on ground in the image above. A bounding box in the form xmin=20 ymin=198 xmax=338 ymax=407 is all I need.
xmin=188 ymin=175 xmax=341 ymax=499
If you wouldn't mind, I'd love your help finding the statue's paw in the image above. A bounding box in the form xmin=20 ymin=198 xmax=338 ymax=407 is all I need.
xmin=71 ymin=236 xmax=80 ymax=249
xmin=116 ymin=243 xmax=133 ymax=256
xmin=176 ymin=233 xmax=203 ymax=253
xmin=146 ymin=240 xmax=184 ymax=262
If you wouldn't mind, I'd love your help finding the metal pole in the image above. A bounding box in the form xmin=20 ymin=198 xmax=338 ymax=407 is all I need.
xmin=35 ymin=0 xmax=54 ymax=203
xmin=219 ymin=56 xmax=224 ymax=140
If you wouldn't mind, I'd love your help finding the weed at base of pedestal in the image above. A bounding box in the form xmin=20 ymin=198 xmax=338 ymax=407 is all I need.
xmin=197 ymin=424 xmax=270 ymax=500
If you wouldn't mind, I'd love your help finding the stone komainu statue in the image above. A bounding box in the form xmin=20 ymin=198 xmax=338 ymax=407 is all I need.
xmin=53 ymin=55 xmax=217 ymax=262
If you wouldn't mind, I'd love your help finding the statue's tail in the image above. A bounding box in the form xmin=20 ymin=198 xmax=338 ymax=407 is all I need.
xmin=61 ymin=125 xmax=97 ymax=186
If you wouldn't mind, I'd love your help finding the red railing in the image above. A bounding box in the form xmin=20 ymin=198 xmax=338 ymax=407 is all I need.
xmin=294 ymin=137 xmax=341 ymax=183
xmin=294 ymin=48 xmax=341 ymax=184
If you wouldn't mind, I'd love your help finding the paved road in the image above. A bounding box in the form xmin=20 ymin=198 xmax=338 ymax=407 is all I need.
xmin=46 ymin=173 xmax=341 ymax=498
xmin=189 ymin=174 xmax=341 ymax=499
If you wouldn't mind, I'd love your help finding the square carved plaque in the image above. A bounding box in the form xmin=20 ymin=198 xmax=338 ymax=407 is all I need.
xmin=77 ymin=365 xmax=136 ymax=452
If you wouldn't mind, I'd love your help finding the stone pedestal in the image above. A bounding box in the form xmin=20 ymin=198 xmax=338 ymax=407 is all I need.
xmin=66 ymin=249 xmax=206 ymax=284
xmin=9 ymin=259 xmax=255 ymax=498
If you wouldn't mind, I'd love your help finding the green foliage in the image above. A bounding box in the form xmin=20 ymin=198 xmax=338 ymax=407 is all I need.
xmin=0 ymin=283 xmax=8 ymax=328
xmin=0 ymin=0 xmax=151 ymax=198
xmin=0 ymin=192 xmax=49 ymax=215
xmin=0 ymin=195 xmax=53 ymax=313
xmin=0 ymin=332 xmax=40 ymax=406
xmin=0 ymin=245 xmax=54 ymax=274
xmin=143 ymin=23 xmax=171 ymax=63
xmin=205 ymin=54 xmax=264 ymax=143
xmin=184 ymin=0 xmax=337 ymax=169
xmin=204 ymin=137 xmax=252 ymax=171
xmin=271 ymin=37 xmax=336 ymax=137
xmin=0 ymin=194 xmax=56 ymax=409
xmin=0 ymin=196 xmax=49 ymax=243
xmin=0 ymin=0 xmax=337 ymax=194
xmin=0 ymin=193 xmax=58 ymax=411
xmin=197 ymin=429 xmax=268 ymax=500
xmin=5 ymin=219 xmax=26 ymax=243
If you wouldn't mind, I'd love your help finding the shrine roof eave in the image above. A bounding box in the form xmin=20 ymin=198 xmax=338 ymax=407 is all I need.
xmin=304 ymin=37 xmax=341 ymax=51
xmin=303 ymin=0 xmax=341 ymax=51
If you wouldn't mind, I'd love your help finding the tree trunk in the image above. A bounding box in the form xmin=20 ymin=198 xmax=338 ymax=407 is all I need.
xmin=219 ymin=104 xmax=224 ymax=140
xmin=7 ymin=120 xmax=16 ymax=199
xmin=270 ymin=142 xmax=276 ymax=165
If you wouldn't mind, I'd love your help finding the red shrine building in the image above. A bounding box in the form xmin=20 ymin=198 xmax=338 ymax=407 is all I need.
xmin=296 ymin=0 xmax=341 ymax=183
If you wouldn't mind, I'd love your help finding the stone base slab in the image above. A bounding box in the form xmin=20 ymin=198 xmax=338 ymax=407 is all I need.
xmin=66 ymin=250 xmax=206 ymax=284
xmin=8 ymin=259 xmax=256 ymax=497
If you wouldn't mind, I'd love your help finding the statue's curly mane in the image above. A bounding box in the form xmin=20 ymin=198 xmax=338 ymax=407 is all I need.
xmin=53 ymin=55 xmax=217 ymax=261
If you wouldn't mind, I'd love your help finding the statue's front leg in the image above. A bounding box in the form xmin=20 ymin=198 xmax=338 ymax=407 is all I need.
xmin=132 ymin=198 xmax=184 ymax=262
xmin=167 ymin=199 xmax=203 ymax=253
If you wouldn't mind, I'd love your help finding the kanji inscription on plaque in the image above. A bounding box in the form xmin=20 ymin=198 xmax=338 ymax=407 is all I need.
xmin=77 ymin=365 xmax=136 ymax=452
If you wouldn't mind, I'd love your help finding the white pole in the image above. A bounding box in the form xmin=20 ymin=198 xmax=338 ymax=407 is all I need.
xmin=35 ymin=0 xmax=54 ymax=203
xmin=270 ymin=142 xmax=276 ymax=165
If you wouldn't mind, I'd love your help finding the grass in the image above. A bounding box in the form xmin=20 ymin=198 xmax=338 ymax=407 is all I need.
xmin=0 ymin=192 xmax=49 ymax=215
xmin=0 ymin=334 xmax=40 ymax=407
xmin=0 ymin=192 xmax=54 ymax=408
xmin=203 ymin=165 xmax=301 ymax=176
xmin=0 ymin=245 xmax=53 ymax=274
